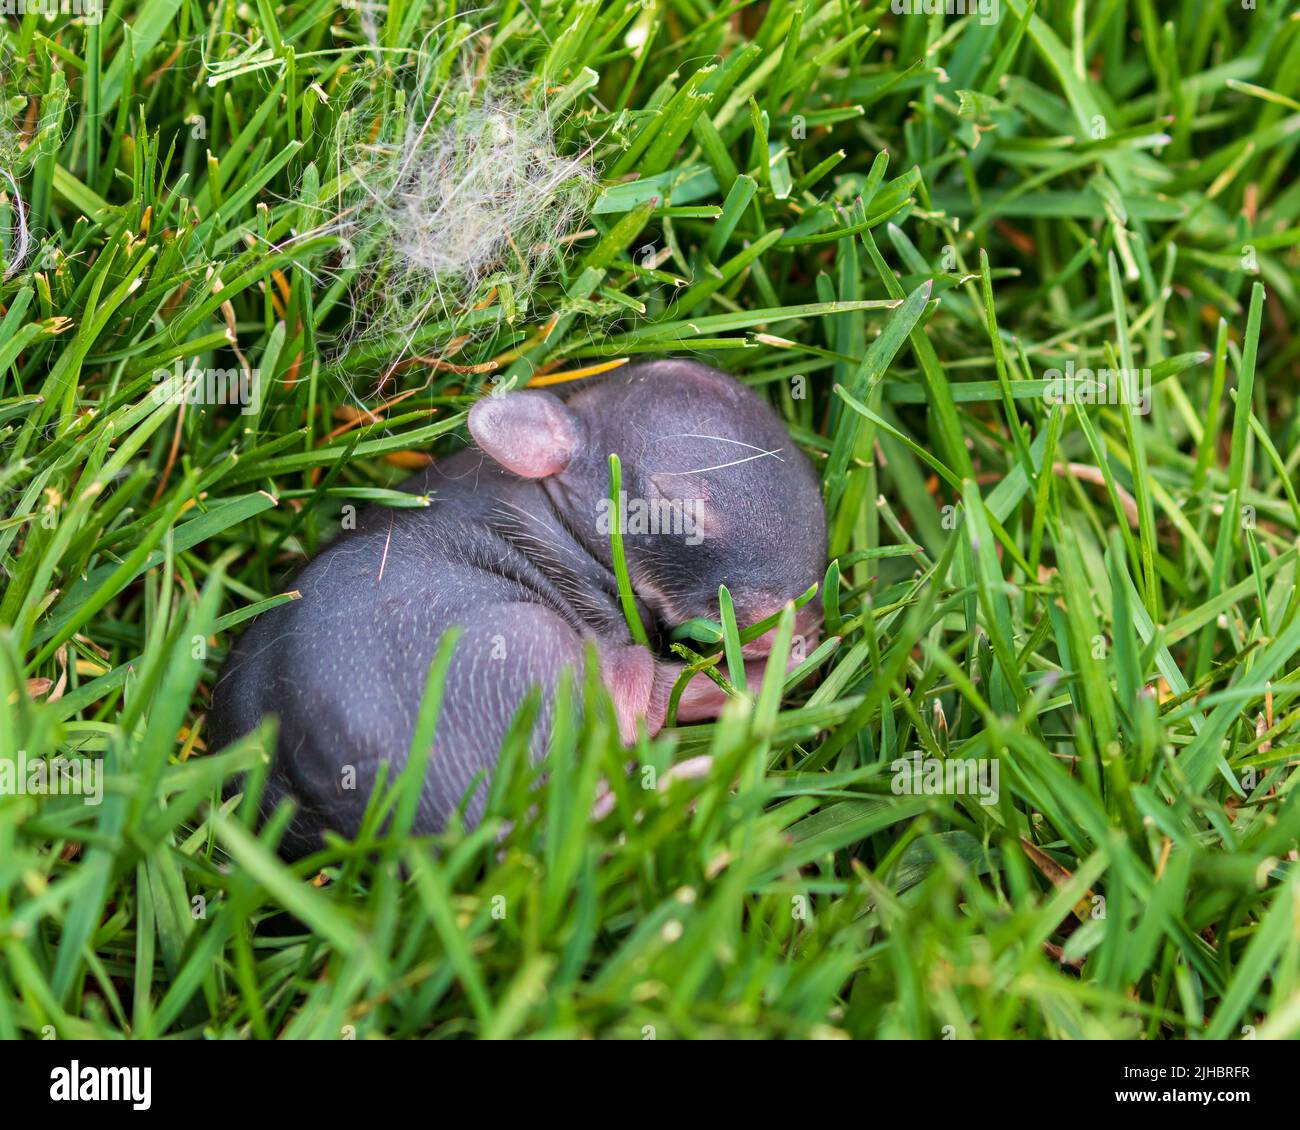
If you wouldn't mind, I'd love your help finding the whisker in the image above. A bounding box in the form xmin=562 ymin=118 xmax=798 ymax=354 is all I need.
xmin=651 ymin=448 xmax=785 ymax=475
xmin=660 ymin=433 xmax=787 ymax=460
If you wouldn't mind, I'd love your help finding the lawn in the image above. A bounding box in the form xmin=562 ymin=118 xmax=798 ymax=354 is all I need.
xmin=3 ymin=0 xmax=1300 ymax=1040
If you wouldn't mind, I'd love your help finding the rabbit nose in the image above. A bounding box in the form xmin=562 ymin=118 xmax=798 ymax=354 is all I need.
xmin=737 ymin=595 xmax=823 ymax=658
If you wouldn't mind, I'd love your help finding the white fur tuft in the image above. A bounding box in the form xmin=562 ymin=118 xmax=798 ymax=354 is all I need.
xmin=326 ymin=61 xmax=596 ymax=369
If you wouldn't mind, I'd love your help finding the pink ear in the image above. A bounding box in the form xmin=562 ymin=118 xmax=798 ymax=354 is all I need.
xmin=468 ymin=390 xmax=583 ymax=478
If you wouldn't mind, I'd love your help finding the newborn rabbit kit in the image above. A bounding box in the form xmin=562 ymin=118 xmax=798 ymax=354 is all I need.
xmin=209 ymin=359 xmax=826 ymax=855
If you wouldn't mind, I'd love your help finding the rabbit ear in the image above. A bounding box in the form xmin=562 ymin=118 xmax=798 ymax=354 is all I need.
xmin=468 ymin=390 xmax=584 ymax=478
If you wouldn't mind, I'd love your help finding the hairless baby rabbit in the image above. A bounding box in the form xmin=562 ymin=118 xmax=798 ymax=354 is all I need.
xmin=208 ymin=358 xmax=826 ymax=856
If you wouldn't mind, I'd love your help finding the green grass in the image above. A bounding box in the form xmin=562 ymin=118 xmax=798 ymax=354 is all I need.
xmin=3 ymin=0 xmax=1300 ymax=1039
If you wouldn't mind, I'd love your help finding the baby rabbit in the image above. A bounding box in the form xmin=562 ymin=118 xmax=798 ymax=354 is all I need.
xmin=208 ymin=359 xmax=826 ymax=855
